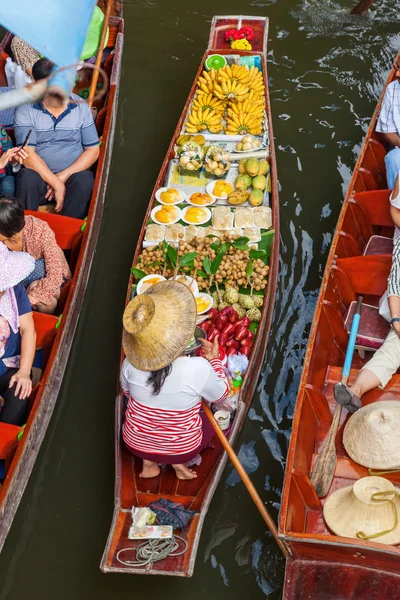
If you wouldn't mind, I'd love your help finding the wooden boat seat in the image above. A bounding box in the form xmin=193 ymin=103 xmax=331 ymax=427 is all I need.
xmin=0 ymin=423 xmax=23 ymax=479
xmin=335 ymin=255 xmax=391 ymax=297
xmin=363 ymin=234 xmax=393 ymax=255
xmin=345 ymin=301 xmax=389 ymax=351
xmin=25 ymin=210 xmax=84 ymax=251
xmin=354 ymin=139 xmax=388 ymax=193
xmin=32 ymin=312 xmax=58 ymax=368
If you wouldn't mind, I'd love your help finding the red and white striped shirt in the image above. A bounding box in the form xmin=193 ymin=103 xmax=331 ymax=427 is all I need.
xmin=120 ymin=356 xmax=228 ymax=456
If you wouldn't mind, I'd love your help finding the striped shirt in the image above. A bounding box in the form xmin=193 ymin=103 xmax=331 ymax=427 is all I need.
xmin=388 ymin=235 xmax=400 ymax=298
xmin=14 ymin=93 xmax=99 ymax=173
xmin=120 ymin=356 xmax=229 ymax=456
xmin=376 ymin=80 xmax=400 ymax=136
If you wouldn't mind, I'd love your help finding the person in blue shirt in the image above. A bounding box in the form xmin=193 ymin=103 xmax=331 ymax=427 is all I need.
xmin=0 ymin=242 xmax=36 ymax=426
xmin=14 ymin=59 xmax=100 ymax=219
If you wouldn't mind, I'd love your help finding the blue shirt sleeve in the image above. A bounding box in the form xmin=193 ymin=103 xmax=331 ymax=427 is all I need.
xmin=14 ymin=105 xmax=37 ymax=147
xmin=14 ymin=283 xmax=32 ymax=316
xmin=80 ymin=103 xmax=99 ymax=148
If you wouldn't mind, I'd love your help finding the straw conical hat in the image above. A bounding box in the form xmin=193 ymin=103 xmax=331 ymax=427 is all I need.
xmin=122 ymin=280 xmax=197 ymax=371
xmin=343 ymin=401 xmax=400 ymax=470
xmin=323 ymin=476 xmax=400 ymax=545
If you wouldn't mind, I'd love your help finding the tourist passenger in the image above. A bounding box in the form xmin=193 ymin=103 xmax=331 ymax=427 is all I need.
xmin=376 ymin=59 xmax=400 ymax=189
xmin=334 ymin=233 xmax=400 ymax=411
xmin=120 ymin=281 xmax=229 ymax=480
xmin=10 ymin=37 xmax=40 ymax=78
xmin=0 ymin=198 xmax=71 ymax=314
xmin=0 ymin=242 xmax=36 ymax=426
xmin=14 ymin=59 xmax=100 ymax=219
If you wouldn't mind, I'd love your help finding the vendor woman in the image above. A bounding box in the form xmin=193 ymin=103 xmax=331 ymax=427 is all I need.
xmin=120 ymin=280 xmax=229 ymax=480
xmin=0 ymin=242 xmax=36 ymax=426
xmin=0 ymin=197 xmax=71 ymax=314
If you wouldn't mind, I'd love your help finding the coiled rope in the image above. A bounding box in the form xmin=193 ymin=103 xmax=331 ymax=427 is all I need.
xmin=116 ymin=535 xmax=188 ymax=567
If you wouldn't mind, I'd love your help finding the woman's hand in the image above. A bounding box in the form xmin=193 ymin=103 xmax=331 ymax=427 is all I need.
xmin=9 ymin=369 xmax=32 ymax=399
xmin=199 ymin=336 xmax=220 ymax=361
xmin=12 ymin=147 xmax=28 ymax=166
xmin=0 ymin=147 xmax=24 ymax=169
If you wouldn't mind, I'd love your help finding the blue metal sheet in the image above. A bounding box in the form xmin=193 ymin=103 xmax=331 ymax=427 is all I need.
xmin=0 ymin=0 xmax=98 ymax=66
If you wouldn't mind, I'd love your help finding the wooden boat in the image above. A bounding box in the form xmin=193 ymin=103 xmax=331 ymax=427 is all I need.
xmin=101 ymin=15 xmax=280 ymax=577
xmin=280 ymin=56 xmax=400 ymax=598
xmin=0 ymin=2 xmax=123 ymax=553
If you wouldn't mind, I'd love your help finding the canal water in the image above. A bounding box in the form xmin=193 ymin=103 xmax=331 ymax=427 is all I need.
xmin=0 ymin=0 xmax=399 ymax=598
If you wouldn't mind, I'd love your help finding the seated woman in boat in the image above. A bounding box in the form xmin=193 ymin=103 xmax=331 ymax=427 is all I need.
xmin=120 ymin=281 xmax=229 ymax=480
xmin=0 ymin=197 xmax=71 ymax=314
xmin=376 ymin=59 xmax=400 ymax=189
xmin=0 ymin=242 xmax=36 ymax=426
xmin=334 ymin=233 xmax=400 ymax=411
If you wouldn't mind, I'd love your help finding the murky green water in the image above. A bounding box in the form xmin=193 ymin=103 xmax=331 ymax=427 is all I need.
xmin=0 ymin=1 xmax=399 ymax=598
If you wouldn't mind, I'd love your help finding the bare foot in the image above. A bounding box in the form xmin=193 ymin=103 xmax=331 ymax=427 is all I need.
xmin=172 ymin=463 xmax=198 ymax=480
xmin=139 ymin=460 xmax=160 ymax=478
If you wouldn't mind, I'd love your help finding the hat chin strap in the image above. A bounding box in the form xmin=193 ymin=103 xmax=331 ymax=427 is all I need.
xmin=356 ymin=490 xmax=399 ymax=540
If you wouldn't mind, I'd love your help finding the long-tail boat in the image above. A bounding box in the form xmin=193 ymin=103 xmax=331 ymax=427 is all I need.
xmin=280 ymin=56 xmax=400 ymax=598
xmin=0 ymin=0 xmax=123 ymax=553
xmin=101 ymin=15 xmax=280 ymax=577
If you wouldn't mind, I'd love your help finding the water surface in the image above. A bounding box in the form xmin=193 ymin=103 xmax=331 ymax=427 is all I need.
xmin=0 ymin=0 xmax=399 ymax=598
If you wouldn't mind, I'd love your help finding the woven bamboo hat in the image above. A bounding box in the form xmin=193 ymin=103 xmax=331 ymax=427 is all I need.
xmin=323 ymin=476 xmax=400 ymax=545
xmin=122 ymin=280 xmax=197 ymax=371
xmin=343 ymin=401 xmax=400 ymax=470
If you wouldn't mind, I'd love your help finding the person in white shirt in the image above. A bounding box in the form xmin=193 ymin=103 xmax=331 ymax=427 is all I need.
xmin=376 ymin=58 xmax=400 ymax=190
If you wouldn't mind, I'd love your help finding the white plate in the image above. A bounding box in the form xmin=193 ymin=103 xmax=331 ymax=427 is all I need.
xmin=151 ymin=205 xmax=182 ymax=226
xmin=137 ymin=274 xmax=166 ymax=295
xmin=155 ymin=187 xmax=186 ymax=205
xmin=168 ymin=275 xmax=199 ymax=297
xmin=234 ymin=144 xmax=267 ymax=153
xmin=205 ymin=180 xmax=234 ymax=202
xmin=196 ymin=292 xmax=213 ymax=315
xmin=186 ymin=192 xmax=215 ymax=207
xmin=181 ymin=206 xmax=211 ymax=226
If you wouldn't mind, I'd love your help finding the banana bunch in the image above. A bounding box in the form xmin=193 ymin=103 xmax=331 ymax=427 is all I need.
xmin=228 ymin=97 xmax=264 ymax=120
xmin=217 ymin=64 xmax=251 ymax=86
xmin=213 ymin=79 xmax=249 ymax=102
xmin=185 ymin=107 xmax=224 ymax=134
xmin=196 ymin=69 xmax=217 ymax=96
xmin=192 ymin=93 xmax=225 ymax=114
xmin=248 ymin=67 xmax=265 ymax=97
xmin=225 ymin=111 xmax=263 ymax=136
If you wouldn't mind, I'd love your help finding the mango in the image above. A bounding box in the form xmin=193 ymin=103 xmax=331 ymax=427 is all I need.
xmin=258 ymin=159 xmax=270 ymax=176
xmin=235 ymin=174 xmax=252 ymax=190
xmin=245 ymin=158 xmax=260 ymax=177
xmin=249 ymin=189 xmax=264 ymax=206
xmin=238 ymin=158 xmax=247 ymax=174
xmin=252 ymin=175 xmax=267 ymax=191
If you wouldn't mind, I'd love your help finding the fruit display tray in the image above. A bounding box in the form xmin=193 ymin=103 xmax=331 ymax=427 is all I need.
xmin=164 ymin=160 xmax=270 ymax=208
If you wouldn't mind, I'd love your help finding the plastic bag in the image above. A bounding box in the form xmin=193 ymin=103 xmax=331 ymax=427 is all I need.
xmin=227 ymin=353 xmax=249 ymax=377
xmin=131 ymin=506 xmax=156 ymax=532
xmin=177 ymin=140 xmax=204 ymax=175
xmin=204 ymin=145 xmax=231 ymax=179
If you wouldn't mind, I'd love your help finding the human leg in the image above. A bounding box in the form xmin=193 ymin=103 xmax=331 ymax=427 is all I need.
xmin=0 ymin=175 xmax=15 ymax=197
xmin=385 ymin=148 xmax=400 ymax=189
xmin=140 ymin=460 xmax=161 ymax=479
xmin=63 ymin=170 xmax=94 ymax=219
xmin=0 ymin=368 xmax=30 ymax=426
xmin=334 ymin=329 xmax=400 ymax=411
xmin=15 ymin=168 xmax=47 ymax=210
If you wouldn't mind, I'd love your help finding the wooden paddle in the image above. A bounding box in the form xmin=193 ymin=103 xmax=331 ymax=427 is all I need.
xmin=88 ymin=0 xmax=113 ymax=107
xmin=202 ymin=401 xmax=289 ymax=558
xmin=310 ymin=296 xmax=363 ymax=497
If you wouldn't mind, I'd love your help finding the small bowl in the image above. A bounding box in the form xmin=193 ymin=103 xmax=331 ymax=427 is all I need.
xmin=155 ymin=187 xmax=186 ymax=205
xmin=137 ymin=274 xmax=166 ymax=295
xmin=183 ymin=326 xmax=206 ymax=355
xmin=151 ymin=205 xmax=181 ymax=226
xmin=181 ymin=206 xmax=211 ymax=226
xmin=214 ymin=410 xmax=231 ymax=431
xmin=186 ymin=192 xmax=215 ymax=207
xmin=196 ymin=292 xmax=213 ymax=315
xmin=206 ymin=180 xmax=234 ymax=202
xmin=168 ymin=275 xmax=199 ymax=297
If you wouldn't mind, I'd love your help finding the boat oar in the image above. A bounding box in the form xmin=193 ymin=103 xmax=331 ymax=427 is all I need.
xmin=88 ymin=0 xmax=113 ymax=107
xmin=201 ymin=400 xmax=289 ymax=558
xmin=310 ymin=296 xmax=363 ymax=497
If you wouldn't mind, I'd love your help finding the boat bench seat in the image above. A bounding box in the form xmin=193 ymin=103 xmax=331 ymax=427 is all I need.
xmin=345 ymin=301 xmax=389 ymax=351
xmin=363 ymin=235 xmax=393 ymax=256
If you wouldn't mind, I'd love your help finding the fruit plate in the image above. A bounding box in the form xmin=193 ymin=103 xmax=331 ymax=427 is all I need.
xmin=206 ymin=180 xmax=234 ymax=203
xmin=151 ymin=205 xmax=182 ymax=226
xmin=196 ymin=293 xmax=213 ymax=315
xmin=181 ymin=206 xmax=212 ymax=226
xmin=186 ymin=192 xmax=216 ymax=207
xmin=155 ymin=187 xmax=186 ymax=205
xmin=168 ymin=275 xmax=199 ymax=297
xmin=137 ymin=274 xmax=166 ymax=295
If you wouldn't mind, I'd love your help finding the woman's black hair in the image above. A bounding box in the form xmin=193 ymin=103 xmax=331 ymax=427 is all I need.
xmin=32 ymin=58 xmax=54 ymax=82
xmin=147 ymin=364 xmax=172 ymax=395
xmin=0 ymin=197 xmax=25 ymax=238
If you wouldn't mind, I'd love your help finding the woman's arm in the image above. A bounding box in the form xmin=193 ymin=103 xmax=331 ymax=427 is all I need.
xmin=9 ymin=312 xmax=36 ymax=399
xmin=199 ymin=337 xmax=229 ymax=404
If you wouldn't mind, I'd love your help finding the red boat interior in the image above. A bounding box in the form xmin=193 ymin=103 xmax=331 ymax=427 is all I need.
xmin=0 ymin=12 xmax=123 ymax=487
xmin=280 ymin=62 xmax=400 ymax=586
